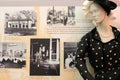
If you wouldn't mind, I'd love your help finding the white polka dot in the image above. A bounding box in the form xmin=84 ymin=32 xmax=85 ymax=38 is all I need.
xmin=90 ymin=44 xmax=92 ymax=46
xmin=95 ymin=34 xmax=97 ymax=36
xmin=80 ymin=64 xmax=83 ymax=67
xmin=109 ymin=77 xmax=112 ymax=79
xmin=115 ymin=45 xmax=117 ymax=47
xmin=109 ymin=58 xmax=112 ymax=60
xmin=115 ymin=60 xmax=118 ymax=63
xmin=109 ymin=50 xmax=112 ymax=53
xmin=101 ymin=65 xmax=104 ymax=67
xmin=101 ymin=57 xmax=103 ymax=60
xmin=81 ymin=44 xmax=83 ymax=46
xmin=108 ymin=43 xmax=111 ymax=45
xmin=112 ymin=68 xmax=115 ymax=70
xmin=97 ymin=42 xmax=99 ymax=45
xmin=98 ymin=47 xmax=101 ymax=49
xmin=116 ymin=42 xmax=118 ymax=44
xmin=108 ymin=62 xmax=112 ymax=66
xmin=77 ymin=55 xmax=79 ymax=57
xmin=108 ymin=62 xmax=110 ymax=64
xmin=107 ymin=55 xmax=109 ymax=57
xmin=111 ymin=46 xmax=114 ymax=48
xmin=96 ymin=65 xmax=98 ymax=68
xmin=80 ymin=58 xmax=82 ymax=60
xmin=80 ymin=50 xmax=83 ymax=52
xmin=92 ymin=48 xmax=95 ymax=50
xmin=108 ymin=68 xmax=111 ymax=70
xmin=102 ymin=76 xmax=104 ymax=78
xmin=101 ymin=71 xmax=104 ymax=73
xmin=97 ymin=74 xmax=99 ymax=77
xmin=85 ymin=70 xmax=87 ymax=73
xmin=84 ymin=57 xmax=86 ymax=60
xmin=95 ymin=60 xmax=98 ymax=62
xmin=92 ymin=39 xmax=94 ymax=41
xmin=119 ymin=58 xmax=120 ymax=60
xmin=86 ymin=79 xmax=88 ymax=80
xmin=85 ymin=39 xmax=87 ymax=41
xmin=114 ymin=72 xmax=117 ymax=75
xmin=96 ymin=53 xmax=98 ymax=55
xmin=114 ymin=53 xmax=116 ymax=56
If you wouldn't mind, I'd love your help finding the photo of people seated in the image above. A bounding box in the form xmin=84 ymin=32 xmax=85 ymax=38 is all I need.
xmin=0 ymin=42 xmax=26 ymax=68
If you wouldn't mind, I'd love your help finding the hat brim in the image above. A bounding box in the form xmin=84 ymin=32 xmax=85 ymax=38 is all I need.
xmin=108 ymin=1 xmax=117 ymax=10
xmin=94 ymin=0 xmax=117 ymax=10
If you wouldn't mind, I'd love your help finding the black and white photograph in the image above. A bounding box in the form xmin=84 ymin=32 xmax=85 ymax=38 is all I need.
xmin=30 ymin=38 xmax=60 ymax=76
xmin=0 ymin=42 xmax=26 ymax=68
xmin=46 ymin=6 xmax=75 ymax=26
xmin=4 ymin=10 xmax=37 ymax=36
xmin=64 ymin=42 xmax=77 ymax=69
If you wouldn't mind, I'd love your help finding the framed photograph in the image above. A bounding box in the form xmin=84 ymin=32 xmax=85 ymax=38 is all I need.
xmin=30 ymin=38 xmax=60 ymax=76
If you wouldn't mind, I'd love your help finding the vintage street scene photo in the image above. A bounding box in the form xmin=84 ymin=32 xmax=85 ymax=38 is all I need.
xmin=30 ymin=38 xmax=60 ymax=76
xmin=4 ymin=10 xmax=37 ymax=36
xmin=64 ymin=42 xmax=77 ymax=69
xmin=0 ymin=42 xmax=26 ymax=68
xmin=46 ymin=6 xmax=75 ymax=26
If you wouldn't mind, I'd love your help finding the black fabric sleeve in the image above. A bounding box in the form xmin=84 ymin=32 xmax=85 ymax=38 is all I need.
xmin=75 ymin=34 xmax=94 ymax=80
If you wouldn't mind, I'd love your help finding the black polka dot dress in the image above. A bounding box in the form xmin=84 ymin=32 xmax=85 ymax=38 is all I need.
xmin=75 ymin=27 xmax=120 ymax=80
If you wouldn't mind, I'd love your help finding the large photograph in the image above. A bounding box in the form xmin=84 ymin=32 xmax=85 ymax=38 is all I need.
xmin=4 ymin=10 xmax=37 ymax=36
xmin=30 ymin=38 xmax=60 ymax=76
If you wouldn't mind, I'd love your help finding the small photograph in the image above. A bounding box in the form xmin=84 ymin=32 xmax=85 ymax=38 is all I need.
xmin=64 ymin=42 xmax=77 ymax=69
xmin=47 ymin=6 xmax=75 ymax=26
xmin=30 ymin=38 xmax=60 ymax=76
xmin=0 ymin=42 xmax=26 ymax=68
xmin=5 ymin=10 xmax=37 ymax=36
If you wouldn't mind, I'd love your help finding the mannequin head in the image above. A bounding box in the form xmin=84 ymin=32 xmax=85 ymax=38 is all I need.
xmin=89 ymin=3 xmax=107 ymax=24
xmin=82 ymin=0 xmax=117 ymax=25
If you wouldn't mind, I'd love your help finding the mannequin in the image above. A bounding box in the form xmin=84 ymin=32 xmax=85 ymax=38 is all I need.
xmin=75 ymin=0 xmax=120 ymax=80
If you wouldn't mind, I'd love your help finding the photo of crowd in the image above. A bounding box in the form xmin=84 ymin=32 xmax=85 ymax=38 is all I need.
xmin=47 ymin=6 xmax=75 ymax=26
